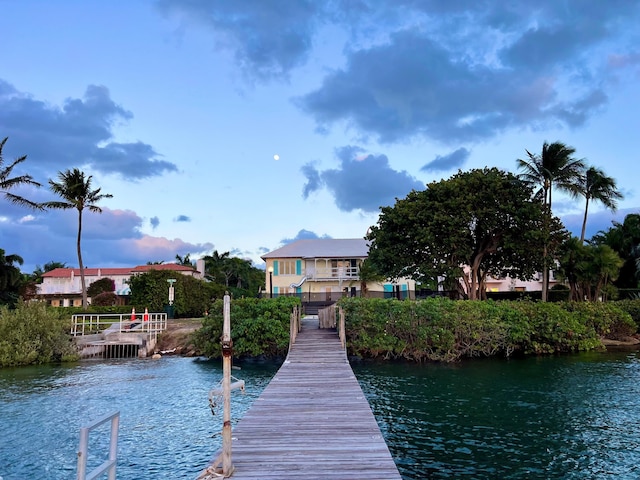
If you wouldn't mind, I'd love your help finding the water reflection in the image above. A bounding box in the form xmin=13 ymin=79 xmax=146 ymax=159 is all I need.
xmin=0 ymin=357 xmax=279 ymax=480
xmin=353 ymin=351 xmax=640 ymax=479
xmin=3 ymin=352 xmax=640 ymax=479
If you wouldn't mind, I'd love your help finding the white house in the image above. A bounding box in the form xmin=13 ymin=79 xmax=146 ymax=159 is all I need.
xmin=38 ymin=263 xmax=202 ymax=306
xmin=261 ymin=238 xmax=416 ymax=301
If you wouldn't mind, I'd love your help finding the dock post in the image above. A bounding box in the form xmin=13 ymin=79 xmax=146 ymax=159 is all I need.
xmin=221 ymin=294 xmax=234 ymax=476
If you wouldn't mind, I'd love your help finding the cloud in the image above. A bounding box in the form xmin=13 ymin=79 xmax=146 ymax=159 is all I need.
xmin=157 ymin=0 xmax=325 ymax=81
xmin=302 ymin=146 xmax=423 ymax=212
xmin=91 ymin=142 xmax=177 ymax=180
xmin=292 ymin=2 xmax=639 ymax=144
xmin=280 ymin=229 xmax=332 ymax=245
xmin=421 ymin=148 xmax=470 ymax=173
xmin=150 ymin=216 xmax=160 ymax=229
xmin=124 ymin=236 xmax=213 ymax=266
xmin=0 ymin=203 xmax=212 ymax=272
xmin=155 ymin=1 xmax=639 ymax=142
xmin=301 ymin=162 xmax=322 ymax=198
xmin=0 ymin=80 xmax=177 ymax=181
xmin=297 ymin=29 xmax=601 ymax=143
xmin=174 ymin=215 xmax=191 ymax=222
xmin=561 ymin=207 xmax=640 ymax=241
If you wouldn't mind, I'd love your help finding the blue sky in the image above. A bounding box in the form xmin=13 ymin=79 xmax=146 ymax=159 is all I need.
xmin=1 ymin=0 xmax=639 ymax=273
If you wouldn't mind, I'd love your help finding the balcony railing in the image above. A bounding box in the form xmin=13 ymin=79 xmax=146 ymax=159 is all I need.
xmin=305 ymin=267 xmax=360 ymax=281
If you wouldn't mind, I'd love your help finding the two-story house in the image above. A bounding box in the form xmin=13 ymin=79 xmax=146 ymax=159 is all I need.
xmin=261 ymin=238 xmax=415 ymax=306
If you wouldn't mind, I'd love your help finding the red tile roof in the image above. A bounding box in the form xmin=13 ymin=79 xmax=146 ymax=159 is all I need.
xmin=42 ymin=263 xmax=198 ymax=277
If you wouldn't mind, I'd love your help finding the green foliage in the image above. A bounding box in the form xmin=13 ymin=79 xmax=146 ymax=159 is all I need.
xmin=92 ymin=292 xmax=119 ymax=306
xmin=201 ymin=250 xmax=265 ymax=298
xmin=367 ymin=167 xmax=563 ymax=300
xmin=560 ymin=301 xmax=636 ymax=340
xmin=0 ymin=136 xmax=43 ymax=210
xmin=0 ymin=301 xmax=78 ymax=367
xmin=128 ymin=269 xmax=225 ymax=318
xmin=592 ymin=213 xmax=640 ymax=288
xmin=613 ymin=299 xmax=640 ymax=332
xmin=0 ymin=248 xmax=25 ymax=307
xmin=87 ymin=277 xmax=115 ymax=297
xmin=337 ymin=297 xmax=629 ymax=362
xmin=193 ymin=297 xmax=300 ymax=359
xmin=557 ymin=238 xmax=623 ymax=301
xmin=63 ymin=305 xmax=134 ymax=315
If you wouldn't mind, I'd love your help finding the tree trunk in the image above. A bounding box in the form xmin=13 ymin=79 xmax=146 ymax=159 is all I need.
xmin=541 ymin=187 xmax=551 ymax=302
xmin=77 ymin=209 xmax=87 ymax=309
xmin=580 ymin=196 xmax=590 ymax=243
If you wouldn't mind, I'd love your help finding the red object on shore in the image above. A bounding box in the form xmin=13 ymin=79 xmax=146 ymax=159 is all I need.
xmin=143 ymin=308 xmax=149 ymax=322
xmin=131 ymin=308 xmax=136 ymax=321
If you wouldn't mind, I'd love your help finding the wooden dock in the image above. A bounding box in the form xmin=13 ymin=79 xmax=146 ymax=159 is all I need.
xmin=205 ymin=316 xmax=402 ymax=479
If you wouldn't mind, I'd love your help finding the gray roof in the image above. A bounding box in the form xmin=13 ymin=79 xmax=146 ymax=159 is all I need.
xmin=261 ymin=238 xmax=369 ymax=259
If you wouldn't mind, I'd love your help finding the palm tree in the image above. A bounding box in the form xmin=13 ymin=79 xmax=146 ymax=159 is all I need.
xmin=356 ymin=259 xmax=385 ymax=297
xmin=0 ymin=249 xmax=24 ymax=306
xmin=576 ymin=166 xmax=623 ymax=243
xmin=518 ymin=142 xmax=585 ymax=210
xmin=517 ymin=141 xmax=586 ymax=301
xmin=0 ymin=137 xmax=43 ymax=209
xmin=584 ymin=244 xmax=623 ymax=301
xmin=202 ymin=250 xmax=230 ymax=282
xmin=31 ymin=261 xmax=68 ymax=284
xmin=43 ymin=169 xmax=113 ymax=308
xmin=556 ymin=237 xmax=586 ymax=301
xmin=175 ymin=253 xmax=194 ymax=267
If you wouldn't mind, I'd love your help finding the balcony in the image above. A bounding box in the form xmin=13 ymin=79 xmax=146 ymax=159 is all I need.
xmin=305 ymin=266 xmax=360 ymax=281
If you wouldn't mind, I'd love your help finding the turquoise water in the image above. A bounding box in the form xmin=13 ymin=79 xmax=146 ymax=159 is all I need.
xmin=2 ymin=351 xmax=640 ymax=479
xmin=0 ymin=357 xmax=278 ymax=479
xmin=353 ymin=350 xmax=640 ymax=479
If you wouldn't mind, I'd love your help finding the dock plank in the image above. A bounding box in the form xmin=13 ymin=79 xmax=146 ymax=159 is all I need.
xmin=203 ymin=316 xmax=401 ymax=479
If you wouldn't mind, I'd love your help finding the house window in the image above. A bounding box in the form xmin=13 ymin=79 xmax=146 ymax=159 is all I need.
xmin=278 ymin=260 xmax=301 ymax=276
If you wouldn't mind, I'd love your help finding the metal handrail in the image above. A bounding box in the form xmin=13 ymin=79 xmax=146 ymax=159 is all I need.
xmin=71 ymin=313 xmax=167 ymax=339
xmin=77 ymin=411 xmax=119 ymax=480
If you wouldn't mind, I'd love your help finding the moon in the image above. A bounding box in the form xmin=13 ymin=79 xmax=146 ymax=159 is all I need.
xmin=273 ymin=154 xmax=280 ymax=161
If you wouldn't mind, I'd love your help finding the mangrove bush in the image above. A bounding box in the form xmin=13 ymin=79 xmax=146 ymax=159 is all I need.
xmin=0 ymin=301 xmax=78 ymax=367
xmin=338 ymin=297 xmax=635 ymax=362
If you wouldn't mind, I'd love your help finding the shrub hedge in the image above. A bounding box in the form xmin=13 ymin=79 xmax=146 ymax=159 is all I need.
xmin=338 ymin=298 xmax=636 ymax=362
xmin=193 ymin=296 xmax=300 ymax=359
xmin=0 ymin=302 xmax=79 ymax=367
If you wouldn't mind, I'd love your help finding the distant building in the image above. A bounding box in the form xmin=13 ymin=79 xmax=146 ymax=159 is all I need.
xmin=38 ymin=263 xmax=202 ymax=307
xmin=261 ymin=238 xmax=415 ymax=304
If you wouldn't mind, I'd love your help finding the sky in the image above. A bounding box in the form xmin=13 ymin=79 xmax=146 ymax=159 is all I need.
xmin=1 ymin=0 xmax=639 ymax=274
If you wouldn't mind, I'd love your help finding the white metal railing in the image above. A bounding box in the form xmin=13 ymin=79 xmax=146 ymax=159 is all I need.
xmin=77 ymin=411 xmax=119 ymax=480
xmin=71 ymin=312 xmax=167 ymax=343
xmin=305 ymin=266 xmax=360 ymax=281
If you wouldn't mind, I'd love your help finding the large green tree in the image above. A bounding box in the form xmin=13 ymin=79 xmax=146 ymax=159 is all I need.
xmin=575 ymin=166 xmax=623 ymax=243
xmin=0 ymin=137 xmax=42 ymax=210
xmin=517 ymin=141 xmax=585 ymax=301
xmin=367 ymin=168 xmax=563 ymax=300
xmin=43 ymin=169 xmax=113 ymax=309
xmin=128 ymin=269 xmax=224 ymax=317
